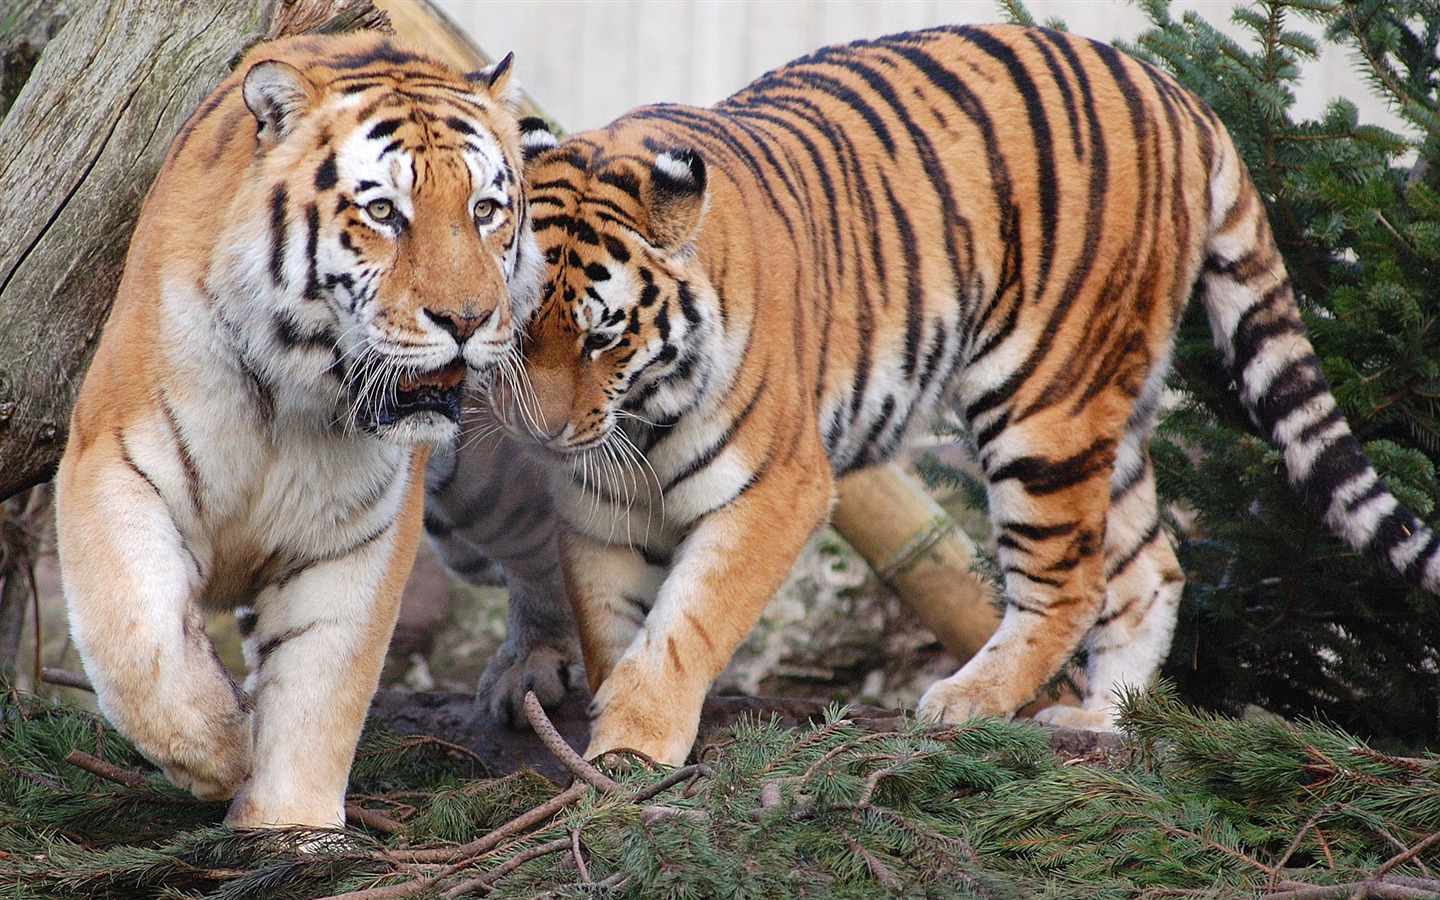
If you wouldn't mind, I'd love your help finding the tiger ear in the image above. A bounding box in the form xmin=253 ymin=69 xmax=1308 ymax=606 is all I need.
xmin=518 ymin=117 xmax=559 ymax=165
xmin=644 ymin=148 xmax=707 ymax=250
xmin=243 ymin=60 xmax=318 ymax=145
xmin=468 ymin=52 xmax=520 ymax=111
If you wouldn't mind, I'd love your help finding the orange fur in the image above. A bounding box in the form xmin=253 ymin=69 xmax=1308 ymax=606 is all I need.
xmin=57 ymin=32 xmax=537 ymax=826
xmin=500 ymin=25 xmax=1440 ymax=765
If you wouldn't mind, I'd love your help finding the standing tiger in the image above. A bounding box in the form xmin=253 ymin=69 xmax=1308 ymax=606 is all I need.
xmin=56 ymin=32 xmax=539 ymax=828
xmin=497 ymin=24 xmax=1440 ymax=766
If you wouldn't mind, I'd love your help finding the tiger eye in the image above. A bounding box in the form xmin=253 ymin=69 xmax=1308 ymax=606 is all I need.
xmin=365 ymin=198 xmax=395 ymax=222
xmin=473 ymin=198 xmax=500 ymax=225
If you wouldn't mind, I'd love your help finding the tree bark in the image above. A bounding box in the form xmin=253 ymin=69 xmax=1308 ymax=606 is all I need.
xmin=0 ymin=0 xmax=385 ymax=502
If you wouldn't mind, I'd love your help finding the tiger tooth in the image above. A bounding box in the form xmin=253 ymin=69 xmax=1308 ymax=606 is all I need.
xmin=398 ymin=362 xmax=466 ymax=393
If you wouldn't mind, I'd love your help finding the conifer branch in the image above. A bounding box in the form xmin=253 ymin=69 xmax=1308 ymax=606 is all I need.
xmin=568 ymin=828 xmax=588 ymax=882
xmin=848 ymin=837 xmax=904 ymax=892
xmin=386 ymin=782 xmax=586 ymax=864
xmin=1376 ymin=830 xmax=1440 ymax=880
xmin=355 ymin=734 xmax=488 ymax=771
xmin=317 ymin=879 xmax=432 ymax=900
xmin=440 ymin=836 xmax=571 ymax=898
xmin=627 ymin=762 xmax=714 ymax=802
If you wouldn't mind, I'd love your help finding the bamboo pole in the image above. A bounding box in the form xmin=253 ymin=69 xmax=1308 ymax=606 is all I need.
xmin=832 ymin=463 xmax=1000 ymax=662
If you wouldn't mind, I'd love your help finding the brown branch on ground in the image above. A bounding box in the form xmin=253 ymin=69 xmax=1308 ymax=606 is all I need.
xmin=64 ymin=749 xmax=143 ymax=789
xmin=521 ymin=691 xmax=623 ymax=794
xmin=40 ymin=667 xmax=91 ymax=692
xmin=440 ymin=837 xmax=572 ymax=898
xmin=386 ymin=782 xmax=587 ymax=865
xmin=355 ymin=733 xmax=489 ymax=772
xmin=344 ymin=803 xmax=406 ymax=836
xmin=1262 ymin=879 xmax=1440 ymax=899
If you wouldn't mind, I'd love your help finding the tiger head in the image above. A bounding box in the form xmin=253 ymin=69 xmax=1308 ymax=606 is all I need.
xmin=208 ymin=36 xmax=541 ymax=446
xmin=497 ymin=130 xmax=724 ymax=453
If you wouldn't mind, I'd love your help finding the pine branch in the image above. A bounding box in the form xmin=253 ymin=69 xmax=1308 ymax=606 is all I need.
xmin=63 ymin=749 xmax=143 ymax=789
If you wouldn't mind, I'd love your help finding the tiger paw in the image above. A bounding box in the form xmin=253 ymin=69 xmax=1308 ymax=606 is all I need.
xmin=584 ymin=659 xmax=698 ymax=766
xmin=151 ymin=727 xmax=253 ymax=802
xmin=1030 ymin=703 xmax=1122 ymax=732
xmin=915 ymin=674 xmax=1018 ymax=725
xmin=476 ymin=638 xmax=586 ymax=728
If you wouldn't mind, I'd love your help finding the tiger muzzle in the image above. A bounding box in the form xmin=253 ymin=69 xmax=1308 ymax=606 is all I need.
xmin=372 ymin=361 xmax=468 ymax=427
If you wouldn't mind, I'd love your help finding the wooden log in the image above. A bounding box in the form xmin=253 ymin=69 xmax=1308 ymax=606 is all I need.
xmin=0 ymin=0 xmax=386 ymax=502
xmin=374 ymin=0 xmax=553 ymax=121
xmin=832 ymin=463 xmax=1000 ymax=661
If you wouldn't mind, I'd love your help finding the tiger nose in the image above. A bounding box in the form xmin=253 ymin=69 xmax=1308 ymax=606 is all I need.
xmin=424 ymin=306 xmax=495 ymax=343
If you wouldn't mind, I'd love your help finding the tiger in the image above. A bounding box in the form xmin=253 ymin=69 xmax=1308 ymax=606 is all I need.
xmin=55 ymin=31 xmax=540 ymax=829
xmin=495 ymin=24 xmax=1440 ymax=766
xmin=423 ymin=421 xmax=584 ymax=724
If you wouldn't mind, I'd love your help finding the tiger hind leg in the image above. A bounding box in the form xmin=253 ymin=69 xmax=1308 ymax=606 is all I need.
xmin=917 ymin=418 xmax=1117 ymax=724
xmin=1033 ymin=449 xmax=1183 ymax=730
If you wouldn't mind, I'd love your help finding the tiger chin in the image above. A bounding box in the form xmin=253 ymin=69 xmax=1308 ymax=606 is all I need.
xmin=499 ymin=25 xmax=1440 ymax=767
xmin=55 ymin=32 xmax=540 ymax=829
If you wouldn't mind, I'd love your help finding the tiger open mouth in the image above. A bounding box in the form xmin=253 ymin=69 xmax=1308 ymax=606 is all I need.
xmin=371 ymin=361 xmax=468 ymax=427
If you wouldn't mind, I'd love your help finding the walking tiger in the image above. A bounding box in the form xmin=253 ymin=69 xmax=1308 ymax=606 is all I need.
xmin=56 ymin=32 xmax=539 ymax=827
xmin=491 ymin=24 xmax=1440 ymax=765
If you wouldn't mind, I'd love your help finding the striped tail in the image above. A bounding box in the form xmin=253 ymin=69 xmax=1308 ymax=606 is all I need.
xmin=1197 ymin=145 xmax=1440 ymax=595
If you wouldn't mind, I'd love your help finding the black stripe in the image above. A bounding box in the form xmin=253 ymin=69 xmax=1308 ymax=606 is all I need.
xmin=990 ymin=437 xmax=1114 ymax=496
xmin=1105 ymin=520 xmax=1162 ymax=580
xmin=304 ymin=203 xmax=322 ymax=300
xmin=160 ymin=401 xmax=203 ymax=516
xmin=268 ymin=184 xmax=288 ymax=286
xmin=273 ymin=519 xmax=393 ymax=588
xmin=119 ymin=434 xmax=163 ymax=499
xmin=315 ymin=152 xmax=338 ymax=191
xmin=257 ymin=623 xmax=318 ymax=666
xmin=996 ymin=519 xmax=1079 ymax=546
xmin=961 ymin=28 xmax=1059 ymax=291
xmin=367 ymin=118 xmax=405 ymax=141
xmin=332 ymin=43 xmax=430 ymax=69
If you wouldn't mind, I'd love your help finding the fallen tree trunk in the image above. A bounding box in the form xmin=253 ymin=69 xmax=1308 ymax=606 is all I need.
xmin=0 ymin=0 xmax=386 ymax=501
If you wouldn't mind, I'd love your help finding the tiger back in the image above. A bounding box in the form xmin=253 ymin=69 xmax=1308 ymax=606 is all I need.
xmin=500 ymin=24 xmax=1440 ymax=765
xmin=56 ymin=31 xmax=538 ymax=828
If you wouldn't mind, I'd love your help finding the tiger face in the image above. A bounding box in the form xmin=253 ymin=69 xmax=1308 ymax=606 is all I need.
xmin=499 ymin=141 xmax=720 ymax=452
xmin=213 ymin=44 xmax=541 ymax=445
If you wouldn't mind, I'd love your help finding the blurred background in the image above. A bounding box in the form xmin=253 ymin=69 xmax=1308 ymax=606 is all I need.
xmin=432 ymin=0 xmax=1400 ymax=132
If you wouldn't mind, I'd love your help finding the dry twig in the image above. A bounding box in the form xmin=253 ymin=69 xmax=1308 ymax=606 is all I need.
xmin=521 ymin=691 xmax=623 ymax=794
xmin=63 ymin=748 xmax=143 ymax=789
xmin=386 ymin=782 xmax=586 ymax=865
xmin=40 ymin=667 xmax=91 ymax=692
xmin=441 ymin=837 xmax=572 ymax=898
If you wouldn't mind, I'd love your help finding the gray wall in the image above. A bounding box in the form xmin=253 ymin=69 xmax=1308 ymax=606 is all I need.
xmin=434 ymin=0 xmax=1395 ymax=133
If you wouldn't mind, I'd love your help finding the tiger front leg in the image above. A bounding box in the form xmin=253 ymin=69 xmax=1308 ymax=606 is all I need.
xmin=57 ymin=449 xmax=252 ymax=801
xmin=578 ymin=463 xmax=833 ymax=766
xmin=226 ymin=480 xmax=424 ymax=828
